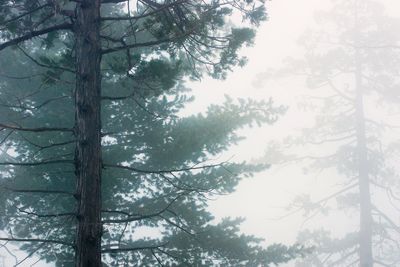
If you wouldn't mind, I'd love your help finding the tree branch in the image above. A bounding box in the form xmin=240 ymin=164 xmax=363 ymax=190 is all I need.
xmin=101 ymin=25 xmax=196 ymax=55
xmin=0 ymin=123 xmax=73 ymax=133
xmin=1 ymin=186 xmax=74 ymax=195
xmin=102 ymin=162 xmax=224 ymax=174
xmin=101 ymin=243 xmax=168 ymax=253
xmin=102 ymin=193 xmax=185 ymax=224
xmin=102 ymin=36 xmax=178 ymax=55
xmin=17 ymin=45 xmax=75 ymax=73
xmin=0 ymin=23 xmax=72 ymax=51
xmin=1 ymin=4 xmax=51 ymax=26
xmin=101 ymin=0 xmax=127 ymax=3
xmin=0 ymin=237 xmax=74 ymax=247
xmin=372 ymin=205 xmax=400 ymax=233
xmin=101 ymin=0 xmax=187 ymax=21
xmin=0 ymin=159 xmax=73 ymax=167
xmin=17 ymin=208 xmax=76 ymax=218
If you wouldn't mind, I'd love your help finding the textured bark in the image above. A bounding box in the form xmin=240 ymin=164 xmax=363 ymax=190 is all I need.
xmin=74 ymin=0 xmax=103 ymax=266
xmin=355 ymin=48 xmax=373 ymax=267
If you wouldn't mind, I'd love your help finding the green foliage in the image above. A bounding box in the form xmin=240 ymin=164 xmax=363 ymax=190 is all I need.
xmin=0 ymin=0 xmax=305 ymax=265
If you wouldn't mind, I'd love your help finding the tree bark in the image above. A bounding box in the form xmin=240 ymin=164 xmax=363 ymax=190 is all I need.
xmin=74 ymin=0 xmax=103 ymax=266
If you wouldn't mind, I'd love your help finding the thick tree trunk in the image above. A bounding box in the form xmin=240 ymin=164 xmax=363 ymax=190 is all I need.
xmin=355 ymin=48 xmax=373 ymax=267
xmin=74 ymin=0 xmax=102 ymax=266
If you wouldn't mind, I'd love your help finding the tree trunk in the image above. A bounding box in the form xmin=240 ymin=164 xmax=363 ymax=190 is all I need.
xmin=355 ymin=47 xmax=373 ymax=267
xmin=74 ymin=0 xmax=102 ymax=266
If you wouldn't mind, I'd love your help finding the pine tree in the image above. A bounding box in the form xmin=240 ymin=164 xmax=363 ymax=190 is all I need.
xmin=0 ymin=0 xmax=305 ymax=266
xmin=256 ymin=0 xmax=400 ymax=266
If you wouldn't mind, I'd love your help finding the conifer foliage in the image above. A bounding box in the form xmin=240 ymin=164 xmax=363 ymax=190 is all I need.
xmin=0 ymin=1 xmax=303 ymax=266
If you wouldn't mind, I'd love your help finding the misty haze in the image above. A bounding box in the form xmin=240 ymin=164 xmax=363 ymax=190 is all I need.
xmin=0 ymin=0 xmax=399 ymax=266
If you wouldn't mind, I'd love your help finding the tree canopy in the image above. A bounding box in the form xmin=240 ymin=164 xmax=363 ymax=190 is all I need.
xmin=0 ymin=0 xmax=305 ymax=266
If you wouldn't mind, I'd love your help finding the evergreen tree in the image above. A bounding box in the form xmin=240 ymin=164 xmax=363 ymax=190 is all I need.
xmin=256 ymin=0 xmax=400 ymax=266
xmin=0 ymin=0 xmax=304 ymax=265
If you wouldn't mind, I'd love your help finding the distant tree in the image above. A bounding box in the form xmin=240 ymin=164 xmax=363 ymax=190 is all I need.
xmin=255 ymin=0 xmax=400 ymax=266
xmin=0 ymin=0 xmax=305 ymax=266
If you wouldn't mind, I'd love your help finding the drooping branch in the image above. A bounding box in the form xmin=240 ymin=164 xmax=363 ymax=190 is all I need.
xmin=0 ymin=23 xmax=72 ymax=51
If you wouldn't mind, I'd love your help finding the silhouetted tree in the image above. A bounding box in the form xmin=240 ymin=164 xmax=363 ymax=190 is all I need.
xmin=255 ymin=0 xmax=400 ymax=266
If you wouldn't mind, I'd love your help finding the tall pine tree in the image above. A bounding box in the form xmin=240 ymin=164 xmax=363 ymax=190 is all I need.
xmin=0 ymin=0 xmax=304 ymax=266
xmin=256 ymin=0 xmax=400 ymax=266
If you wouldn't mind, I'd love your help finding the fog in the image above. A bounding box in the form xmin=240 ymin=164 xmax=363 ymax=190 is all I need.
xmin=1 ymin=0 xmax=400 ymax=266
xmin=189 ymin=0 xmax=400 ymax=266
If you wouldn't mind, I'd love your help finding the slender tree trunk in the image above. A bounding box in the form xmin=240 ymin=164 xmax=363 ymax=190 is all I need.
xmin=74 ymin=0 xmax=102 ymax=266
xmin=353 ymin=2 xmax=373 ymax=265
xmin=355 ymin=47 xmax=373 ymax=267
